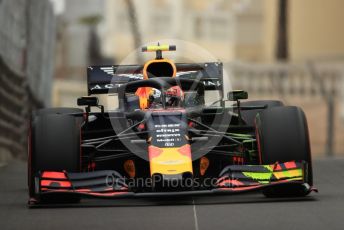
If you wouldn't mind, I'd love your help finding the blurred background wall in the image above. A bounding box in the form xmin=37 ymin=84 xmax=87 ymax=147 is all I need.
xmin=1 ymin=0 xmax=344 ymax=160
xmin=0 ymin=0 xmax=56 ymax=160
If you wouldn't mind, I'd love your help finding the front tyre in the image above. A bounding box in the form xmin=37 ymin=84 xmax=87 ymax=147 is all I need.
xmin=255 ymin=106 xmax=313 ymax=197
xmin=28 ymin=112 xmax=82 ymax=203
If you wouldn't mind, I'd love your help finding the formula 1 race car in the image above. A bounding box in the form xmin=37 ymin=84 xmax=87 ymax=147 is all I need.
xmin=28 ymin=44 xmax=316 ymax=205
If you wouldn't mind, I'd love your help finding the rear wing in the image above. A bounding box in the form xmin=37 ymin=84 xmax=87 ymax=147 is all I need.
xmin=87 ymin=62 xmax=223 ymax=96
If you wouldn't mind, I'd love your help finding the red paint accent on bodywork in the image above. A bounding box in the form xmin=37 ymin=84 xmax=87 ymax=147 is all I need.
xmin=255 ymin=124 xmax=262 ymax=164
xmin=274 ymin=164 xmax=282 ymax=171
xmin=41 ymin=171 xmax=67 ymax=179
xmin=284 ymin=161 xmax=297 ymax=169
xmin=219 ymin=185 xmax=261 ymax=191
xmin=178 ymin=144 xmax=191 ymax=157
xmin=148 ymin=145 xmax=163 ymax=158
xmin=232 ymin=156 xmax=244 ymax=165
xmin=40 ymin=189 xmax=128 ymax=197
xmin=87 ymin=162 xmax=96 ymax=171
xmin=138 ymin=123 xmax=145 ymax=130
xmin=218 ymin=179 xmax=245 ymax=187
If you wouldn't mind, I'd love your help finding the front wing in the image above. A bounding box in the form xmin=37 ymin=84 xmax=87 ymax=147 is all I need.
xmin=31 ymin=161 xmax=315 ymax=202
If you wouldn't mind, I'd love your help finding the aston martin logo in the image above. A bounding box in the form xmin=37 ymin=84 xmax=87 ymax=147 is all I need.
xmin=100 ymin=67 xmax=143 ymax=79
xmin=100 ymin=66 xmax=114 ymax=75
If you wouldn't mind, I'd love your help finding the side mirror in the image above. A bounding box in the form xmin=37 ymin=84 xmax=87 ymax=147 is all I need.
xmin=227 ymin=90 xmax=248 ymax=101
xmin=77 ymin=96 xmax=99 ymax=106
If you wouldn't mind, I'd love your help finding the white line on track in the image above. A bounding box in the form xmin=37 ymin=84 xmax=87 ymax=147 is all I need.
xmin=192 ymin=199 xmax=199 ymax=230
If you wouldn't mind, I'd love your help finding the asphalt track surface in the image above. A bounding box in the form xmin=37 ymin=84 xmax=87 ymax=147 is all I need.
xmin=0 ymin=158 xmax=343 ymax=230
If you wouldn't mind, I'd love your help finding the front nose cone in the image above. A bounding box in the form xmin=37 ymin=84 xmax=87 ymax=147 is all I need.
xmin=152 ymin=172 xmax=193 ymax=191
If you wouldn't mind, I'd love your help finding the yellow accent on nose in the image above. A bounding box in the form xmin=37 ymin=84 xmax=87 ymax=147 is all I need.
xmin=149 ymin=147 xmax=193 ymax=176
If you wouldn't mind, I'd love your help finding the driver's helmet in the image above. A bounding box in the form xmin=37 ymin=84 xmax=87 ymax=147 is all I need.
xmin=165 ymin=86 xmax=184 ymax=107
